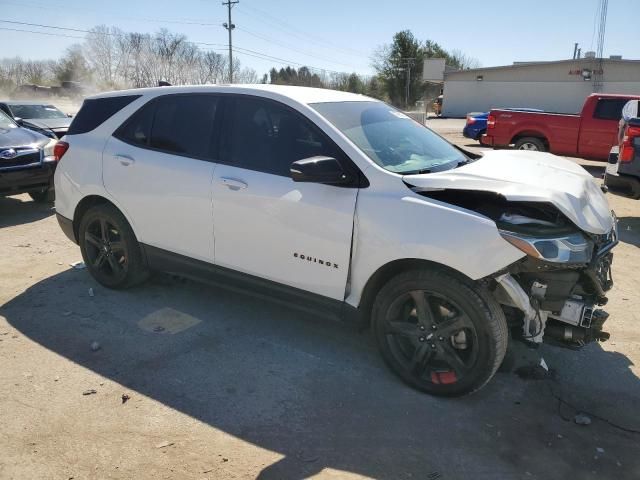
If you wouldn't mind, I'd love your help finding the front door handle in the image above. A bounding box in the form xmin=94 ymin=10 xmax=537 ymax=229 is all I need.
xmin=220 ymin=177 xmax=248 ymax=190
xmin=115 ymin=154 xmax=135 ymax=166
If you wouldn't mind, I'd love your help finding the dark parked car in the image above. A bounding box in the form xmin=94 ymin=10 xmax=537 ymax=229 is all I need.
xmin=0 ymin=101 xmax=72 ymax=139
xmin=0 ymin=109 xmax=60 ymax=202
xmin=463 ymin=112 xmax=489 ymax=141
xmin=605 ymin=118 xmax=640 ymax=198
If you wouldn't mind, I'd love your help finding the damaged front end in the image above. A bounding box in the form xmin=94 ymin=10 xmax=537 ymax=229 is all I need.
xmin=420 ymin=189 xmax=618 ymax=349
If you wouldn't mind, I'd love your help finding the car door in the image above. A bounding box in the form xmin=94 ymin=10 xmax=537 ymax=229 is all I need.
xmin=211 ymin=95 xmax=360 ymax=301
xmin=103 ymin=93 xmax=220 ymax=262
xmin=579 ymin=97 xmax=629 ymax=159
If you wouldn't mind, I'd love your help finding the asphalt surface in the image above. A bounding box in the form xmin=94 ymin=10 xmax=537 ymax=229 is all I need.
xmin=0 ymin=123 xmax=639 ymax=479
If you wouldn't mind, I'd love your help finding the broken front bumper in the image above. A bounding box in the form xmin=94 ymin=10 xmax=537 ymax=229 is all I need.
xmin=493 ymin=218 xmax=618 ymax=348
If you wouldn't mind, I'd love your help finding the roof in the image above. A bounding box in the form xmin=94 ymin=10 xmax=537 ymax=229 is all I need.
xmin=444 ymin=57 xmax=640 ymax=78
xmin=87 ymin=84 xmax=374 ymax=105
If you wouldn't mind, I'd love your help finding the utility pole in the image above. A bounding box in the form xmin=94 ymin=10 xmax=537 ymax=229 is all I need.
xmin=573 ymin=42 xmax=579 ymax=59
xmin=401 ymin=58 xmax=415 ymax=109
xmin=222 ymin=0 xmax=238 ymax=83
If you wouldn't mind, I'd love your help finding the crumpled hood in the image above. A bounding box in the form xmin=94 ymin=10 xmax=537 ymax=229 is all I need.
xmin=404 ymin=150 xmax=614 ymax=235
xmin=23 ymin=117 xmax=71 ymax=131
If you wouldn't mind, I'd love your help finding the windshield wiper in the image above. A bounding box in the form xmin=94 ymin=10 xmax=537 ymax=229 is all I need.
xmin=404 ymin=168 xmax=432 ymax=175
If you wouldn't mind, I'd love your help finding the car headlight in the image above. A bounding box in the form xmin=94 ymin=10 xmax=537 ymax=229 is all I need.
xmin=499 ymin=230 xmax=594 ymax=263
xmin=43 ymin=138 xmax=57 ymax=162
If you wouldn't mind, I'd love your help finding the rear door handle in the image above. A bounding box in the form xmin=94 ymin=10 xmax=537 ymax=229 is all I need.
xmin=115 ymin=154 xmax=135 ymax=166
xmin=220 ymin=177 xmax=248 ymax=190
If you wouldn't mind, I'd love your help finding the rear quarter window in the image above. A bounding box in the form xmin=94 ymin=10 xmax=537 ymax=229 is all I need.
xmin=67 ymin=95 xmax=141 ymax=135
xmin=593 ymin=98 xmax=630 ymax=121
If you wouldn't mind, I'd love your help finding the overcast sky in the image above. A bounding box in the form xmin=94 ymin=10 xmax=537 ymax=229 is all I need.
xmin=1 ymin=0 xmax=638 ymax=77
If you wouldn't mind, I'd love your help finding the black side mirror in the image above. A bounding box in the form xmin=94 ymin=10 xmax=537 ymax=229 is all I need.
xmin=13 ymin=117 xmax=24 ymax=126
xmin=290 ymin=156 xmax=353 ymax=185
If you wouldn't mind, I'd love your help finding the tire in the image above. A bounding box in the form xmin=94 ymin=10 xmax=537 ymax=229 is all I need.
xmin=372 ymin=268 xmax=508 ymax=396
xmin=514 ymin=137 xmax=546 ymax=152
xmin=78 ymin=204 xmax=149 ymax=289
xmin=476 ymin=129 xmax=486 ymax=143
xmin=29 ymin=188 xmax=55 ymax=203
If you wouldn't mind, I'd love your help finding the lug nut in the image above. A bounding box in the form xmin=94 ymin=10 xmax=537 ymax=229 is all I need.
xmin=419 ymin=336 xmax=425 ymax=342
xmin=438 ymin=336 xmax=444 ymax=341
xmin=419 ymin=325 xmax=425 ymax=331
xmin=430 ymin=344 xmax=436 ymax=349
xmin=431 ymin=325 xmax=437 ymax=330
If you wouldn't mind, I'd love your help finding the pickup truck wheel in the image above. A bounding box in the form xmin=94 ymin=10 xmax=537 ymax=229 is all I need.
xmin=514 ymin=137 xmax=545 ymax=152
xmin=372 ymin=269 xmax=507 ymax=396
xmin=78 ymin=204 xmax=149 ymax=289
xmin=29 ymin=188 xmax=55 ymax=203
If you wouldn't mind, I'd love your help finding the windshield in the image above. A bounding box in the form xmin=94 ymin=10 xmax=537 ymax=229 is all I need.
xmin=9 ymin=104 xmax=67 ymax=119
xmin=311 ymin=101 xmax=465 ymax=174
xmin=0 ymin=110 xmax=17 ymax=129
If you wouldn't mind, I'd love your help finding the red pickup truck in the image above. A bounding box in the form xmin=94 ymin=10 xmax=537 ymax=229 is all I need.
xmin=482 ymin=93 xmax=640 ymax=160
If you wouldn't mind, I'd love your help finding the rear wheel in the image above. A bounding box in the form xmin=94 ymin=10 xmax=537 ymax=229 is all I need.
xmin=514 ymin=137 xmax=546 ymax=152
xmin=78 ymin=204 xmax=149 ymax=289
xmin=372 ymin=269 xmax=507 ymax=396
xmin=29 ymin=188 xmax=55 ymax=203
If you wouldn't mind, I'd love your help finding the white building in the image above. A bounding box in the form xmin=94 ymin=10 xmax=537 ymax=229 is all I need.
xmin=424 ymin=57 xmax=640 ymax=117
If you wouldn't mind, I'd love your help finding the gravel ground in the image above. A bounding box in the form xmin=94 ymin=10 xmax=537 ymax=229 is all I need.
xmin=1 ymin=124 xmax=639 ymax=480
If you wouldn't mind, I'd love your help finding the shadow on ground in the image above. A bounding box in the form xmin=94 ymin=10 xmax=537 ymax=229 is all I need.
xmin=2 ymin=271 xmax=640 ymax=479
xmin=618 ymin=216 xmax=640 ymax=248
xmin=0 ymin=195 xmax=53 ymax=228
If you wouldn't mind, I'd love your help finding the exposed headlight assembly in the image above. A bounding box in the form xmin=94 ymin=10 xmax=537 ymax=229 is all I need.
xmin=500 ymin=230 xmax=593 ymax=264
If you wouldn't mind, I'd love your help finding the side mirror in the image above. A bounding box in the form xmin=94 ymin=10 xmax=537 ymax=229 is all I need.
xmin=13 ymin=117 xmax=24 ymax=126
xmin=290 ymin=156 xmax=353 ymax=185
xmin=67 ymin=113 xmax=73 ymax=118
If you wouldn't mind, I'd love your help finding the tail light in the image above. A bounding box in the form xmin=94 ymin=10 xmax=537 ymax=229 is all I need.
xmin=466 ymin=116 xmax=476 ymax=125
xmin=53 ymin=141 xmax=69 ymax=161
xmin=487 ymin=114 xmax=496 ymax=129
xmin=619 ymin=125 xmax=640 ymax=163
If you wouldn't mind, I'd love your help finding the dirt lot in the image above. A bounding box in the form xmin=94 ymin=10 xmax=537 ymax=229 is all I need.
xmin=1 ymin=124 xmax=639 ymax=479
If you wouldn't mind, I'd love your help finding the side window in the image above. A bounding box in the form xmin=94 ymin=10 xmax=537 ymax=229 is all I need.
xmin=115 ymin=101 xmax=155 ymax=147
xmin=150 ymin=95 xmax=218 ymax=159
xmin=68 ymin=95 xmax=141 ymax=135
xmin=226 ymin=97 xmax=338 ymax=176
xmin=593 ymin=99 xmax=629 ymax=121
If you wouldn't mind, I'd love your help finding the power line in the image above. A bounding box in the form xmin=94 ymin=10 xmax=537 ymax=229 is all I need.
xmin=0 ymin=26 xmax=84 ymax=39
xmin=0 ymin=0 xmax=222 ymax=26
xmin=235 ymin=4 xmax=368 ymax=58
xmin=236 ymin=26 xmax=353 ymax=68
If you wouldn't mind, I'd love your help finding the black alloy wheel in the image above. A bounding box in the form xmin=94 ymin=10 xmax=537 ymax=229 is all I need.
xmin=79 ymin=204 xmax=149 ymax=289
xmin=373 ymin=269 xmax=507 ymax=396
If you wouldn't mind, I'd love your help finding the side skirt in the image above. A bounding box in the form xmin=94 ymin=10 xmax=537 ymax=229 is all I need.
xmin=140 ymin=244 xmax=363 ymax=326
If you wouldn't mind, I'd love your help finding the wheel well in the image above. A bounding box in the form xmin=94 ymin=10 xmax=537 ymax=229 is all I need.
xmin=356 ymin=259 xmax=472 ymax=325
xmin=510 ymin=132 xmax=549 ymax=150
xmin=72 ymin=195 xmax=118 ymax=241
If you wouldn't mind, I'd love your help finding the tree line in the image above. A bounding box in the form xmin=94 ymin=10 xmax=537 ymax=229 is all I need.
xmin=0 ymin=26 xmax=478 ymax=109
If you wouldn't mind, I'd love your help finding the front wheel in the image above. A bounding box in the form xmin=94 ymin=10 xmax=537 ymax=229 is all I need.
xmin=78 ymin=204 xmax=149 ymax=289
xmin=372 ymin=269 xmax=508 ymax=396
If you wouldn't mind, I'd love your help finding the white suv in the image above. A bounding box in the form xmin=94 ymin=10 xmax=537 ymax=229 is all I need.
xmin=54 ymin=85 xmax=617 ymax=396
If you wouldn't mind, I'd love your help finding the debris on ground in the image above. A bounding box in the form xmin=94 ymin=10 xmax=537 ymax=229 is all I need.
xmin=153 ymin=325 xmax=166 ymax=333
xmin=121 ymin=394 xmax=130 ymax=404
xmin=88 ymin=288 xmax=94 ymax=297
xmin=155 ymin=441 xmax=174 ymax=449
xmin=515 ymin=364 xmax=552 ymax=380
xmin=574 ymin=414 xmax=592 ymax=426
xmin=70 ymin=261 xmax=86 ymax=269
xmin=82 ymin=389 xmax=97 ymax=396
xmin=596 ymin=447 xmax=605 ymax=454
xmin=221 ymin=458 xmax=229 ymax=463
xmin=90 ymin=341 xmax=101 ymax=352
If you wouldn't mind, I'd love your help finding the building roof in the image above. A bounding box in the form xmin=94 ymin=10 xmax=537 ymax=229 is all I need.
xmin=88 ymin=84 xmax=373 ymax=105
xmin=444 ymin=57 xmax=640 ymax=78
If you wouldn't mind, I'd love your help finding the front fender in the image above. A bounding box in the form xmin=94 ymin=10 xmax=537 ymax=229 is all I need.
xmin=345 ymin=189 xmax=525 ymax=307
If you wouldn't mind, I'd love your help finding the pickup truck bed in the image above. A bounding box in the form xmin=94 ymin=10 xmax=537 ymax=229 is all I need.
xmin=483 ymin=93 xmax=640 ymax=160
